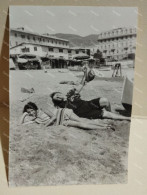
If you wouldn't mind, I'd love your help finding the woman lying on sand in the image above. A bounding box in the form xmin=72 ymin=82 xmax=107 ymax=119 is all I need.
xmin=19 ymin=102 xmax=114 ymax=131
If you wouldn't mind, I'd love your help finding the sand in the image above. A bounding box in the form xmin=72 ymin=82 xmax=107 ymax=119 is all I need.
xmin=9 ymin=69 xmax=132 ymax=186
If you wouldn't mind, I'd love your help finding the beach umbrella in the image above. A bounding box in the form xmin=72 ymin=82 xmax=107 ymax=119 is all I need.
xmin=73 ymin=53 xmax=90 ymax=60
xmin=28 ymin=58 xmax=40 ymax=62
xmin=49 ymin=56 xmax=58 ymax=60
xmin=19 ymin=53 xmax=37 ymax=59
xmin=17 ymin=58 xmax=28 ymax=63
xmin=41 ymin=56 xmax=50 ymax=60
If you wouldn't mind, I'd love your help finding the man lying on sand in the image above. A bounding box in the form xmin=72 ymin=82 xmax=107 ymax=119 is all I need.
xmin=52 ymin=59 xmax=127 ymax=121
xmin=19 ymin=102 xmax=114 ymax=130
xmin=50 ymin=90 xmax=130 ymax=121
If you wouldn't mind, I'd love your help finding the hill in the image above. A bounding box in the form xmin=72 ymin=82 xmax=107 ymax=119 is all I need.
xmin=53 ymin=33 xmax=98 ymax=48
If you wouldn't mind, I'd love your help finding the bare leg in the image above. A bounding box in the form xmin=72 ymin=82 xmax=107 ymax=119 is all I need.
xmin=65 ymin=120 xmax=107 ymax=130
xmin=112 ymin=65 xmax=116 ymax=77
xmin=68 ymin=111 xmax=109 ymax=128
xmin=103 ymin=110 xmax=131 ymax=121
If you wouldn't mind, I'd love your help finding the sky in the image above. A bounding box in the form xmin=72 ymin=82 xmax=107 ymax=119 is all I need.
xmin=10 ymin=6 xmax=138 ymax=37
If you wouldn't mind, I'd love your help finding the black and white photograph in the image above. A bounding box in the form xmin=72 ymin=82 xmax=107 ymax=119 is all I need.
xmin=9 ymin=6 xmax=137 ymax=186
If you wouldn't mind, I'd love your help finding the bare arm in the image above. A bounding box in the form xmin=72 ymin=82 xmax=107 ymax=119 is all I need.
xmin=66 ymin=67 xmax=87 ymax=101
xmin=45 ymin=116 xmax=56 ymax=127
xmin=21 ymin=120 xmax=36 ymax=125
xmin=80 ymin=71 xmax=86 ymax=86
xmin=75 ymin=66 xmax=88 ymax=93
xmin=19 ymin=112 xmax=29 ymax=124
xmin=43 ymin=109 xmax=55 ymax=118
xmin=19 ymin=112 xmax=36 ymax=125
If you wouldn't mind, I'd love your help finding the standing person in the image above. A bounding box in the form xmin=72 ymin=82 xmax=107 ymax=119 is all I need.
xmin=112 ymin=60 xmax=122 ymax=77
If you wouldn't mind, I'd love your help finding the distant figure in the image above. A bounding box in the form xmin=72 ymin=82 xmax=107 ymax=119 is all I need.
xmin=81 ymin=59 xmax=95 ymax=85
xmin=112 ymin=61 xmax=122 ymax=77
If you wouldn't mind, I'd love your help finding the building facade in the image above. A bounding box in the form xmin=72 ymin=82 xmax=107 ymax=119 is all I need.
xmin=10 ymin=28 xmax=89 ymax=60
xmin=10 ymin=42 xmax=71 ymax=60
xmin=10 ymin=28 xmax=69 ymax=49
xmin=97 ymin=27 xmax=137 ymax=61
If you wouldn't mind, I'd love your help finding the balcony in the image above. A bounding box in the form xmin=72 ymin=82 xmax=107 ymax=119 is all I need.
xmin=98 ymin=30 xmax=136 ymax=41
xmin=20 ymin=38 xmax=69 ymax=49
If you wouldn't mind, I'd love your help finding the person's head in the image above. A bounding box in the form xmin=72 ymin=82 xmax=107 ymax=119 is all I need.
xmin=50 ymin=92 xmax=65 ymax=106
xmin=82 ymin=60 xmax=89 ymax=68
xmin=82 ymin=59 xmax=95 ymax=69
xmin=88 ymin=59 xmax=95 ymax=69
xmin=23 ymin=102 xmax=38 ymax=117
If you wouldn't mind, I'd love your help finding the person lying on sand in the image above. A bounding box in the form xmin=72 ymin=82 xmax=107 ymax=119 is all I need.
xmin=50 ymin=91 xmax=131 ymax=121
xmin=19 ymin=102 xmax=114 ymax=131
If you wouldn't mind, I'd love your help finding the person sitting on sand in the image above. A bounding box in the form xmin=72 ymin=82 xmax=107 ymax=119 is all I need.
xmin=80 ymin=59 xmax=95 ymax=84
xmin=50 ymin=90 xmax=130 ymax=121
xmin=59 ymin=59 xmax=95 ymax=87
xmin=19 ymin=102 xmax=114 ymax=130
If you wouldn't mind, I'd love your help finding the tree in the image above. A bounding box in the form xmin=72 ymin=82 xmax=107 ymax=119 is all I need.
xmin=93 ymin=49 xmax=105 ymax=66
xmin=93 ymin=49 xmax=102 ymax=59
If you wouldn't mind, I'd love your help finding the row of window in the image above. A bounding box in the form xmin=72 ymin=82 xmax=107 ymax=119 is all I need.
xmin=98 ymin=29 xmax=136 ymax=39
xmin=21 ymin=46 xmax=80 ymax=54
xmin=21 ymin=48 xmax=30 ymax=52
xmin=102 ymin=49 xmax=134 ymax=55
xmin=98 ymin=35 xmax=136 ymax=43
xmin=14 ymin=32 xmax=68 ymax=46
xmin=98 ymin=43 xmax=133 ymax=50
xmin=98 ymin=42 xmax=135 ymax=47
xmin=47 ymin=48 xmax=79 ymax=54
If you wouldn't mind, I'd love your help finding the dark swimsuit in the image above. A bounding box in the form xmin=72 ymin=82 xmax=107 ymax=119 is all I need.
xmin=58 ymin=98 xmax=103 ymax=119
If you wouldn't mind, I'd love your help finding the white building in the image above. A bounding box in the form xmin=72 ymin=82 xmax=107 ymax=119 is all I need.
xmin=10 ymin=28 xmax=90 ymax=60
xmin=10 ymin=28 xmax=69 ymax=48
xmin=10 ymin=42 xmax=70 ymax=60
xmin=97 ymin=27 xmax=137 ymax=61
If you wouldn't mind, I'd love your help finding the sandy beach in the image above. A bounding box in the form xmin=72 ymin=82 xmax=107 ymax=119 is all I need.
xmin=9 ymin=69 xmax=132 ymax=186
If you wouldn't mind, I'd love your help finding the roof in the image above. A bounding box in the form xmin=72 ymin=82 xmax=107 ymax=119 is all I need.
xmin=97 ymin=27 xmax=137 ymax=41
xmin=10 ymin=28 xmax=69 ymax=42
xmin=10 ymin=42 xmax=70 ymax=50
xmin=10 ymin=42 xmax=90 ymax=52
xmin=97 ymin=27 xmax=137 ymax=36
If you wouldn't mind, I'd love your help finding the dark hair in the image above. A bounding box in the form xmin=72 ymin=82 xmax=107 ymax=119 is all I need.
xmin=50 ymin=92 xmax=62 ymax=107
xmin=23 ymin=102 xmax=38 ymax=113
xmin=50 ymin=92 xmax=60 ymax=99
